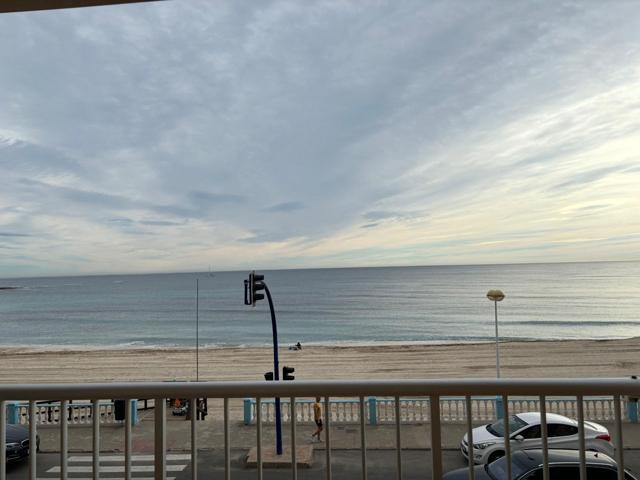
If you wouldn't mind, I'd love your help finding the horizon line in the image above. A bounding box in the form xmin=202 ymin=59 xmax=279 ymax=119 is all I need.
xmin=2 ymin=258 xmax=638 ymax=281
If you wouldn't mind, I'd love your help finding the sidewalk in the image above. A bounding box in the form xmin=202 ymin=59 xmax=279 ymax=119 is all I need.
xmin=36 ymin=410 xmax=640 ymax=454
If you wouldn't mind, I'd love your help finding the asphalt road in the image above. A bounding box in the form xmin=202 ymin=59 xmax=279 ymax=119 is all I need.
xmin=6 ymin=450 xmax=640 ymax=480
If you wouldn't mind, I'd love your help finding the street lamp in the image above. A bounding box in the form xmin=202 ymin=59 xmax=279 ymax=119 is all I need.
xmin=195 ymin=273 xmax=215 ymax=383
xmin=196 ymin=278 xmax=199 ymax=382
xmin=486 ymin=289 xmax=505 ymax=378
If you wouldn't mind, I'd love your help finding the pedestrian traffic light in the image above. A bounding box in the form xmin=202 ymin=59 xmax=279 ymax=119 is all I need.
xmin=264 ymin=371 xmax=274 ymax=381
xmin=282 ymin=366 xmax=295 ymax=381
xmin=114 ymin=399 xmax=125 ymax=421
xmin=244 ymin=271 xmax=265 ymax=306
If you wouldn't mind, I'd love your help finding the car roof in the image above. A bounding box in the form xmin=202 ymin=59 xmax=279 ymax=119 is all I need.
xmin=513 ymin=449 xmax=617 ymax=469
xmin=515 ymin=412 xmax=574 ymax=426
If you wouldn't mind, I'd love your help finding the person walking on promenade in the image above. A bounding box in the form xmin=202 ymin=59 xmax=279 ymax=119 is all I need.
xmin=197 ymin=398 xmax=208 ymax=420
xmin=311 ymin=397 xmax=323 ymax=441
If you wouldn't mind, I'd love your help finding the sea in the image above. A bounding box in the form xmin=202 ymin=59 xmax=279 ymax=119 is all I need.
xmin=1 ymin=262 xmax=639 ymax=350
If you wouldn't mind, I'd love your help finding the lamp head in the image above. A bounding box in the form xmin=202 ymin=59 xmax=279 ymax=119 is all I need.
xmin=486 ymin=289 xmax=505 ymax=302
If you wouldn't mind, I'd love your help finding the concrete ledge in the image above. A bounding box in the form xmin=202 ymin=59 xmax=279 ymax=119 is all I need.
xmin=245 ymin=446 xmax=313 ymax=468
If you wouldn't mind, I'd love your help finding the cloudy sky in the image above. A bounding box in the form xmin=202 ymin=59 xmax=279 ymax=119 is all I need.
xmin=1 ymin=1 xmax=639 ymax=277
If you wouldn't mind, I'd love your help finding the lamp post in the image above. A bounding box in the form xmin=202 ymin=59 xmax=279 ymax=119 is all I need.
xmin=195 ymin=272 xmax=214 ymax=382
xmin=196 ymin=278 xmax=199 ymax=382
xmin=486 ymin=289 xmax=505 ymax=378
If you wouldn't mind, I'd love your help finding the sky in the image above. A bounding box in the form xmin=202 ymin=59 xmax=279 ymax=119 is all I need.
xmin=1 ymin=1 xmax=639 ymax=278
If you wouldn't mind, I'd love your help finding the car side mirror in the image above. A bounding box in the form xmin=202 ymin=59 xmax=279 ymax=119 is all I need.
xmin=514 ymin=434 xmax=524 ymax=442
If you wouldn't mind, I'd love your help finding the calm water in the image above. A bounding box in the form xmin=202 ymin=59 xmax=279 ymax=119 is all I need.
xmin=1 ymin=262 xmax=639 ymax=349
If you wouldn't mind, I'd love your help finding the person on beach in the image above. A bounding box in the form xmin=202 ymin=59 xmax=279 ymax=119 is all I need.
xmin=311 ymin=397 xmax=323 ymax=441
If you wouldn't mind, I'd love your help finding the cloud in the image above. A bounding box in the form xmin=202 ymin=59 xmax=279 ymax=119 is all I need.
xmin=139 ymin=219 xmax=183 ymax=227
xmin=264 ymin=201 xmax=304 ymax=213
xmin=0 ymin=232 xmax=31 ymax=237
xmin=188 ymin=191 xmax=246 ymax=206
xmin=0 ymin=1 xmax=639 ymax=276
xmin=363 ymin=210 xmax=424 ymax=222
xmin=550 ymin=165 xmax=631 ymax=192
xmin=21 ymin=179 xmax=134 ymax=209
xmin=238 ymin=228 xmax=302 ymax=244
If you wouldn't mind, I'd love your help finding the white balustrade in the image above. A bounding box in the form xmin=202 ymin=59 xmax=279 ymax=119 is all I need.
xmin=246 ymin=394 xmax=628 ymax=424
xmin=12 ymin=401 xmax=124 ymax=426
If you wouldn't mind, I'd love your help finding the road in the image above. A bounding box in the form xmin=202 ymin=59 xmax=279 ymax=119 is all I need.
xmin=6 ymin=450 xmax=640 ymax=480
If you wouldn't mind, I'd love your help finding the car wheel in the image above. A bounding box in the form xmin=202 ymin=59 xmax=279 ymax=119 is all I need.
xmin=487 ymin=451 xmax=504 ymax=464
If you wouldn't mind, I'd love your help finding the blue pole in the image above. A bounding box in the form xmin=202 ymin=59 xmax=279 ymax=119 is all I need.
xmin=265 ymin=285 xmax=283 ymax=455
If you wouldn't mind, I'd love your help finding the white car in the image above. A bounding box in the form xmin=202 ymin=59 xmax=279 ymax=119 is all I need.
xmin=460 ymin=412 xmax=614 ymax=464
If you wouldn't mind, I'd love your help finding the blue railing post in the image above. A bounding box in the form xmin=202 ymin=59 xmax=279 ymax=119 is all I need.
xmin=131 ymin=400 xmax=138 ymax=426
xmin=627 ymin=398 xmax=638 ymax=423
xmin=495 ymin=396 xmax=504 ymax=420
xmin=244 ymin=398 xmax=253 ymax=425
xmin=368 ymin=397 xmax=377 ymax=425
xmin=6 ymin=402 xmax=20 ymax=424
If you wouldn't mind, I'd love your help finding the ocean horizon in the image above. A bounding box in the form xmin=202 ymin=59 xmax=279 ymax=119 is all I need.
xmin=1 ymin=261 xmax=639 ymax=349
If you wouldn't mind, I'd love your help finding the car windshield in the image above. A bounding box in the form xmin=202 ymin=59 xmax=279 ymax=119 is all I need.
xmin=487 ymin=415 xmax=528 ymax=437
xmin=487 ymin=457 xmax=529 ymax=479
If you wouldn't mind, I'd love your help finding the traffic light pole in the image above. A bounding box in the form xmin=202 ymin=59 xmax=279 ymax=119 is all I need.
xmin=264 ymin=284 xmax=283 ymax=455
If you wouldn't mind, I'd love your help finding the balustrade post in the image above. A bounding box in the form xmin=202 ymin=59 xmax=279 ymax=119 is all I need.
xmin=243 ymin=398 xmax=252 ymax=425
xmin=368 ymin=397 xmax=377 ymax=425
xmin=626 ymin=397 xmax=638 ymax=423
xmin=6 ymin=402 xmax=19 ymax=425
xmin=495 ymin=396 xmax=504 ymax=420
xmin=130 ymin=400 xmax=138 ymax=427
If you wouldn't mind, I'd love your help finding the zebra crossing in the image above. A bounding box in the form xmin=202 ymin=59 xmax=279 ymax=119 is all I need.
xmin=38 ymin=454 xmax=191 ymax=480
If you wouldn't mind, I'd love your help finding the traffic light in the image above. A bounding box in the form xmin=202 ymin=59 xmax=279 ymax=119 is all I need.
xmin=244 ymin=271 xmax=265 ymax=306
xmin=282 ymin=366 xmax=295 ymax=381
xmin=264 ymin=371 xmax=274 ymax=381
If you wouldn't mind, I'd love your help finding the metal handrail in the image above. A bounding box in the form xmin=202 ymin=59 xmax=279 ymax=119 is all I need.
xmin=1 ymin=377 xmax=639 ymax=400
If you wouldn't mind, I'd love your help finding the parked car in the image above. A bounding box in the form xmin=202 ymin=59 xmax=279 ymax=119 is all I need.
xmin=445 ymin=449 xmax=637 ymax=480
xmin=460 ymin=412 xmax=614 ymax=464
xmin=5 ymin=424 xmax=39 ymax=463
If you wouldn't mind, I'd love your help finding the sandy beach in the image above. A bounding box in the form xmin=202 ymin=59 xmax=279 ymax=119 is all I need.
xmin=1 ymin=338 xmax=639 ymax=384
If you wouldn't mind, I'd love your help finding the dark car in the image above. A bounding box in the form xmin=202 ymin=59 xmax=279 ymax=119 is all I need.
xmin=443 ymin=449 xmax=638 ymax=480
xmin=5 ymin=424 xmax=39 ymax=463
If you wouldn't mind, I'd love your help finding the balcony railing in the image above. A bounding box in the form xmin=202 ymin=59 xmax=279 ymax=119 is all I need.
xmin=1 ymin=378 xmax=639 ymax=480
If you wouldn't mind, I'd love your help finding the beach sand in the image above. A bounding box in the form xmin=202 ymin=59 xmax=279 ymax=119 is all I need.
xmin=2 ymin=338 xmax=638 ymax=422
xmin=1 ymin=337 xmax=639 ymax=384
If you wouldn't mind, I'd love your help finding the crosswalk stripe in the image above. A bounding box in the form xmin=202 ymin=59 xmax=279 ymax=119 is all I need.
xmin=67 ymin=454 xmax=191 ymax=462
xmin=47 ymin=465 xmax=187 ymax=473
xmin=37 ymin=477 xmax=175 ymax=480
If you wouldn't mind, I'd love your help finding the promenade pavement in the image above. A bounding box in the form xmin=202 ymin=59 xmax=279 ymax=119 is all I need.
xmin=12 ymin=450 xmax=640 ymax=480
xmin=35 ymin=408 xmax=640 ymax=454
